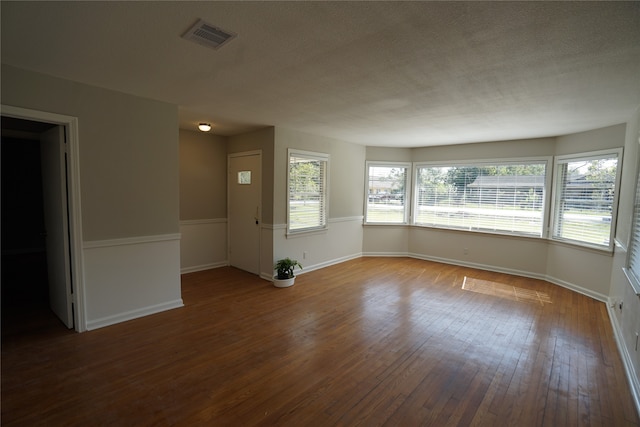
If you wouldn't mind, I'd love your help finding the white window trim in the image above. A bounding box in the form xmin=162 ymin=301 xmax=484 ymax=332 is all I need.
xmin=411 ymin=157 xmax=552 ymax=238
xmin=549 ymin=148 xmax=623 ymax=252
xmin=364 ymin=161 xmax=412 ymax=225
xmin=287 ymin=148 xmax=330 ymax=236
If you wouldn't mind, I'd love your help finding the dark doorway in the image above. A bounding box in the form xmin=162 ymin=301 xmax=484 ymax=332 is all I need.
xmin=1 ymin=118 xmax=67 ymax=339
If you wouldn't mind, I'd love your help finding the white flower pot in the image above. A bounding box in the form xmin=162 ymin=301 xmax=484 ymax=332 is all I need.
xmin=273 ymin=276 xmax=295 ymax=288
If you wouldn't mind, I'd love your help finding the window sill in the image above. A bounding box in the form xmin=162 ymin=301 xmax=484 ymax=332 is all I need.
xmin=548 ymin=238 xmax=614 ymax=255
xmin=363 ymin=222 xmax=410 ymax=227
xmin=286 ymin=227 xmax=328 ymax=239
xmin=411 ymin=223 xmax=543 ymax=240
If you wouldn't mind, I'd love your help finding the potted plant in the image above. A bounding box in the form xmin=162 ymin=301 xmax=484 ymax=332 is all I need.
xmin=273 ymin=257 xmax=303 ymax=288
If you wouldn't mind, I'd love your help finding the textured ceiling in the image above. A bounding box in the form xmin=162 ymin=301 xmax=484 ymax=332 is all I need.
xmin=2 ymin=1 xmax=639 ymax=147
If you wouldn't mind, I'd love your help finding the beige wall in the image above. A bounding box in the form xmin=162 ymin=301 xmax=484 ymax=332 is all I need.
xmin=274 ymin=127 xmax=366 ymax=224
xmin=179 ymin=129 xmax=227 ymax=220
xmin=330 ymin=141 xmax=367 ymax=219
xmin=271 ymin=127 xmax=365 ymax=278
xmin=178 ymin=129 xmax=228 ymax=272
xmin=608 ymin=106 xmax=640 ymax=393
xmin=409 ymin=228 xmax=549 ymax=276
xmin=366 ymin=146 xmax=412 ymax=162
xmin=228 ymin=127 xmax=275 ymax=224
xmin=412 ymin=137 xmax=556 ymax=162
xmin=1 ymin=64 xmax=182 ymax=330
xmin=555 ymin=123 xmax=627 ymax=156
xmin=1 ymin=64 xmax=179 ymax=241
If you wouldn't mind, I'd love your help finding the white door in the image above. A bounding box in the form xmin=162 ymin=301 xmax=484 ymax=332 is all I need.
xmin=228 ymin=152 xmax=261 ymax=275
xmin=40 ymin=126 xmax=73 ymax=328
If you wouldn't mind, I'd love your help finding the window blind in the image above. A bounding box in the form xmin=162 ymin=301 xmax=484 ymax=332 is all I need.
xmin=414 ymin=162 xmax=547 ymax=236
xmin=288 ymin=150 xmax=328 ymax=232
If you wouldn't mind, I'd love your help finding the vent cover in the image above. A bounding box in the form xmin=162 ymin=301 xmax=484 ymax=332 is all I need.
xmin=182 ymin=19 xmax=237 ymax=50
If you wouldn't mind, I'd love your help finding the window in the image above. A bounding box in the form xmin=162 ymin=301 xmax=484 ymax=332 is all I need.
xmin=551 ymin=149 xmax=621 ymax=250
xmin=238 ymin=171 xmax=251 ymax=184
xmin=365 ymin=162 xmax=410 ymax=224
xmin=414 ymin=160 xmax=548 ymax=236
xmin=287 ymin=149 xmax=329 ymax=233
xmin=625 ymin=157 xmax=640 ymax=293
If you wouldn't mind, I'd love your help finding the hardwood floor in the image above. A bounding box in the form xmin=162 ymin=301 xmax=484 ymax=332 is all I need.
xmin=2 ymin=257 xmax=638 ymax=426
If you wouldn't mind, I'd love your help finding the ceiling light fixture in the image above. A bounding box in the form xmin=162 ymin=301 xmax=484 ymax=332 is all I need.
xmin=198 ymin=123 xmax=212 ymax=132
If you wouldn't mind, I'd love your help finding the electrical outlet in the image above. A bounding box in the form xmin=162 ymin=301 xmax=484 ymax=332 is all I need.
xmin=303 ymin=251 xmax=308 ymax=260
xmin=463 ymin=248 xmax=469 ymax=255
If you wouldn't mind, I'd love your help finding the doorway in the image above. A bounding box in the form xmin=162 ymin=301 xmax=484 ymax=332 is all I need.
xmin=1 ymin=125 xmax=53 ymax=336
xmin=1 ymin=106 xmax=85 ymax=332
xmin=228 ymin=151 xmax=262 ymax=275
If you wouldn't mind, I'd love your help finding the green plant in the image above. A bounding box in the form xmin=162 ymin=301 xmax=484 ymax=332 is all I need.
xmin=274 ymin=257 xmax=303 ymax=279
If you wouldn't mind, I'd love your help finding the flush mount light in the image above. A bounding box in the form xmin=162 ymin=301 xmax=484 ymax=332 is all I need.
xmin=198 ymin=123 xmax=212 ymax=132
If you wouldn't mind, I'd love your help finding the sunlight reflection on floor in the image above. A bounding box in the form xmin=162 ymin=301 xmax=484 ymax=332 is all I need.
xmin=462 ymin=276 xmax=552 ymax=305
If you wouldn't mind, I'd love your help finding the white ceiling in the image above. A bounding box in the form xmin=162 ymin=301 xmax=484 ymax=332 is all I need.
xmin=2 ymin=1 xmax=639 ymax=147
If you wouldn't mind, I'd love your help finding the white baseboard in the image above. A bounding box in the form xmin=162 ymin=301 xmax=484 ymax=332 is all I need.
xmin=544 ymin=275 xmax=608 ymax=303
xmin=261 ymin=252 xmax=363 ymax=282
xmin=298 ymin=253 xmax=363 ymax=275
xmin=86 ymin=299 xmax=184 ymax=331
xmin=181 ymin=261 xmax=228 ymax=274
xmin=408 ymin=251 xmax=548 ymax=280
xmin=260 ymin=272 xmax=275 ymax=281
xmin=362 ymin=251 xmax=410 ymax=258
xmin=607 ymin=303 xmax=640 ymax=416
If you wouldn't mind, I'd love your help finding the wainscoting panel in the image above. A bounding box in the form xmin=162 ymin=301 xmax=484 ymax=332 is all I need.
xmin=180 ymin=219 xmax=227 ymax=273
xmin=83 ymin=234 xmax=183 ymax=330
xmin=270 ymin=216 xmax=363 ymax=280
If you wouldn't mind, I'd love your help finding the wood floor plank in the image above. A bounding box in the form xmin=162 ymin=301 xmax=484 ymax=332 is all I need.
xmin=2 ymin=257 xmax=638 ymax=426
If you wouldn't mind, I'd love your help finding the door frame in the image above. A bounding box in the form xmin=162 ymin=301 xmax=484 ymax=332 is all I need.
xmin=2 ymin=104 xmax=86 ymax=332
xmin=227 ymin=150 xmax=262 ymax=275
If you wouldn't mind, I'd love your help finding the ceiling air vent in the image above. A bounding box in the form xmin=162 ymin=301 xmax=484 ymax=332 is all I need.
xmin=182 ymin=19 xmax=237 ymax=50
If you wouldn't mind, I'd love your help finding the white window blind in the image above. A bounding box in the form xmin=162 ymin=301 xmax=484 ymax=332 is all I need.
xmin=414 ymin=161 xmax=547 ymax=236
xmin=552 ymin=150 xmax=620 ymax=249
xmin=288 ymin=150 xmax=328 ymax=233
xmin=626 ymin=160 xmax=640 ymax=292
xmin=365 ymin=163 xmax=410 ymax=224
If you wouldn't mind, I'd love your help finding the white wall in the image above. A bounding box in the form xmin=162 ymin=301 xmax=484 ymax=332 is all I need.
xmin=83 ymin=235 xmax=182 ymax=330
